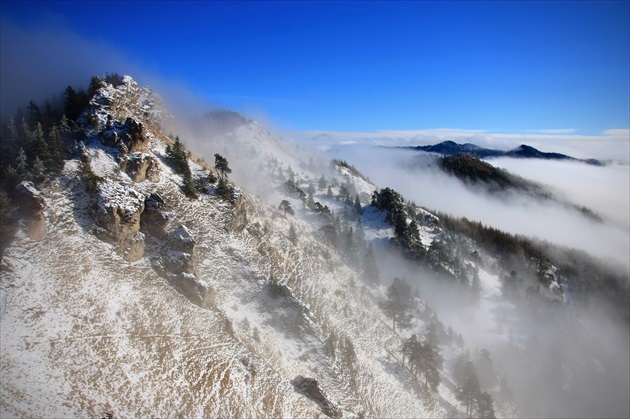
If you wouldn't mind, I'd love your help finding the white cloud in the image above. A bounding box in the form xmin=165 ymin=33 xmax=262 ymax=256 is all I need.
xmin=291 ymin=128 xmax=630 ymax=163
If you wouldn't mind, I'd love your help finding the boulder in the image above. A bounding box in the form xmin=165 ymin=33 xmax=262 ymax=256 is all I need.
xmin=122 ymin=117 xmax=147 ymax=153
xmin=121 ymin=231 xmax=145 ymax=262
xmin=168 ymin=224 xmax=195 ymax=255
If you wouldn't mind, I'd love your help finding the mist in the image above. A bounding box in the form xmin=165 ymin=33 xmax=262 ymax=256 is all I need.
xmin=0 ymin=16 xmax=218 ymax=124
xmin=319 ymin=144 xmax=630 ymax=271
xmin=367 ymin=200 xmax=629 ymax=418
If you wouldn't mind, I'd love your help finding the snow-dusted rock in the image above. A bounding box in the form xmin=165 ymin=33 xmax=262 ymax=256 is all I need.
xmin=232 ymin=195 xmax=249 ymax=232
xmin=291 ymin=375 xmax=342 ymax=418
xmin=163 ymin=224 xmax=196 ymax=277
xmin=90 ymin=181 xmax=146 ymax=261
xmin=141 ymin=192 xmax=168 ymax=238
xmin=122 ymin=152 xmax=160 ymax=183
xmin=14 ymin=181 xmax=47 ymax=240
xmin=99 ymin=117 xmax=148 ymax=153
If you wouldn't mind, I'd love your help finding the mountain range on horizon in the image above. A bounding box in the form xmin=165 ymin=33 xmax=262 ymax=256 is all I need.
xmin=397 ymin=140 xmax=604 ymax=165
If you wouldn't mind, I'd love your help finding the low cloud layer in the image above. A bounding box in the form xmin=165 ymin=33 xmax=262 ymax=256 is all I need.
xmin=315 ymin=143 xmax=629 ymax=270
xmin=292 ymin=128 xmax=630 ymax=164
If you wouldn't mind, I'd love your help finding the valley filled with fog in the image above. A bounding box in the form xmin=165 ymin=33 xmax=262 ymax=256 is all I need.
xmin=289 ymin=134 xmax=630 ymax=418
xmin=316 ymin=142 xmax=629 ymax=271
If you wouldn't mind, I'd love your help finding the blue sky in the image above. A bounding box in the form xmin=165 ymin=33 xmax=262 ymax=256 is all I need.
xmin=1 ymin=1 xmax=628 ymax=134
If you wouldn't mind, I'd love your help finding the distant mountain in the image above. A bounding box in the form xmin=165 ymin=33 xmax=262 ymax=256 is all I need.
xmin=402 ymin=140 xmax=603 ymax=165
xmin=435 ymin=152 xmax=602 ymax=221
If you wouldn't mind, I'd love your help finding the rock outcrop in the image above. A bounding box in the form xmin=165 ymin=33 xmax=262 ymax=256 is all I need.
xmin=14 ymin=181 xmax=47 ymax=240
xmin=232 ymin=196 xmax=249 ymax=232
xmin=141 ymin=192 xmax=168 ymax=239
xmin=161 ymin=224 xmax=212 ymax=306
xmin=90 ymin=181 xmax=146 ymax=262
xmin=291 ymin=375 xmax=342 ymax=418
xmin=100 ymin=117 xmax=148 ymax=153
xmin=163 ymin=224 xmax=195 ymax=277
xmin=121 ymin=152 xmax=160 ymax=183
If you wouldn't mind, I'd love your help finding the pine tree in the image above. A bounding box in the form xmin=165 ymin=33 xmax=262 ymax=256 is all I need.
xmin=214 ymin=153 xmax=232 ymax=179
xmin=27 ymin=100 xmax=41 ymax=126
xmin=318 ymin=175 xmax=327 ymax=190
xmin=279 ymin=200 xmax=294 ymax=216
xmin=32 ymin=157 xmax=45 ymax=182
xmin=477 ymin=391 xmax=496 ymax=419
xmin=475 ymin=348 xmax=496 ymax=390
xmin=344 ymin=226 xmax=357 ymax=266
xmin=182 ymin=175 xmax=198 ymax=199
xmin=380 ymin=277 xmax=414 ymax=332
xmin=457 ymin=360 xmax=482 ymax=416
xmin=419 ymin=331 xmax=443 ymax=391
xmin=31 ymin=122 xmax=50 ymax=168
xmin=216 ymin=177 xmax=232 ymax=200
xmin=47 ymin=124 xmax=65 ymax=173
xmin=15 ymin=147 xmax=28 ymax=176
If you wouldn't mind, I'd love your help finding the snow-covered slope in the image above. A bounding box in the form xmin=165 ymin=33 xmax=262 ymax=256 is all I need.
xmin=3 ymin=75 xmax=627 ymax=419
xmin=0 ymin=76 xmax=457 ymax=418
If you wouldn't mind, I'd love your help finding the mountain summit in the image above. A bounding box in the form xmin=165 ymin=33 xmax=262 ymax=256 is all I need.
xmin=403 ymin=140 xmax=603 ymax=165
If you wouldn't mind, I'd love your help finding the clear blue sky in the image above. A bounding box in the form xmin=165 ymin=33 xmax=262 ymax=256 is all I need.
xmin=1 ymin=1 xmax=628 ymax=134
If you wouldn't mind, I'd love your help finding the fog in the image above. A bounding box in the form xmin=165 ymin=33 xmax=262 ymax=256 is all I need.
xmin=148 ymin=101 xmax=630 ymax=418
xmin=0 ymin=17 xmax=216 ymax=123
xmin=292 ymin=135 xmax=629 ymax=417
xmin=292 ymin=128 xmax=630 ymax=164
xmin=318 ymin=144 xmax=630 ymax=271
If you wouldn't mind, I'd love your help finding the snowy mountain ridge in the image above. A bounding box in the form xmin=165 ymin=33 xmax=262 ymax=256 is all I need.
xmin=1 ymin=75 xmax=628 ymax=419
xmin=0 ymin=75 xmax=468 ymax=418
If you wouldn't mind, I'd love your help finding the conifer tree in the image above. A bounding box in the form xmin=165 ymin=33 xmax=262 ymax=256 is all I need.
xmin=420 ymin=323 xmax=443 ymax=391
xmin=477 ymin=391 xmax=496 ymax=419
xmin=32 ymin=157 xmax=45 ymax=182
xmin=318 ymin=175 xmax=327 ymax=190
xmin=27 ymin=100 xmax=41 ymax=126
xmin=15 ymin=147 xmax=28 ymax=176
xmin=279 ymin=200 xmax=294 ymax=216
xmin=457 ymin=360 xmax=482 ymax=416
xmin=31 ymin=122 xmax=50 ymax=167
xmin=214 ymin=153 xmax=232 ymax=179
xmin=47 ymin=125 xmax=65 ymax=172
xmin=380 ymin=277 xmax=414 ymax=332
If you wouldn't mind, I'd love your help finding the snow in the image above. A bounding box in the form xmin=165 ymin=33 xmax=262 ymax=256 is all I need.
xmin=1 ymin=75 xmax=466 ymax=418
